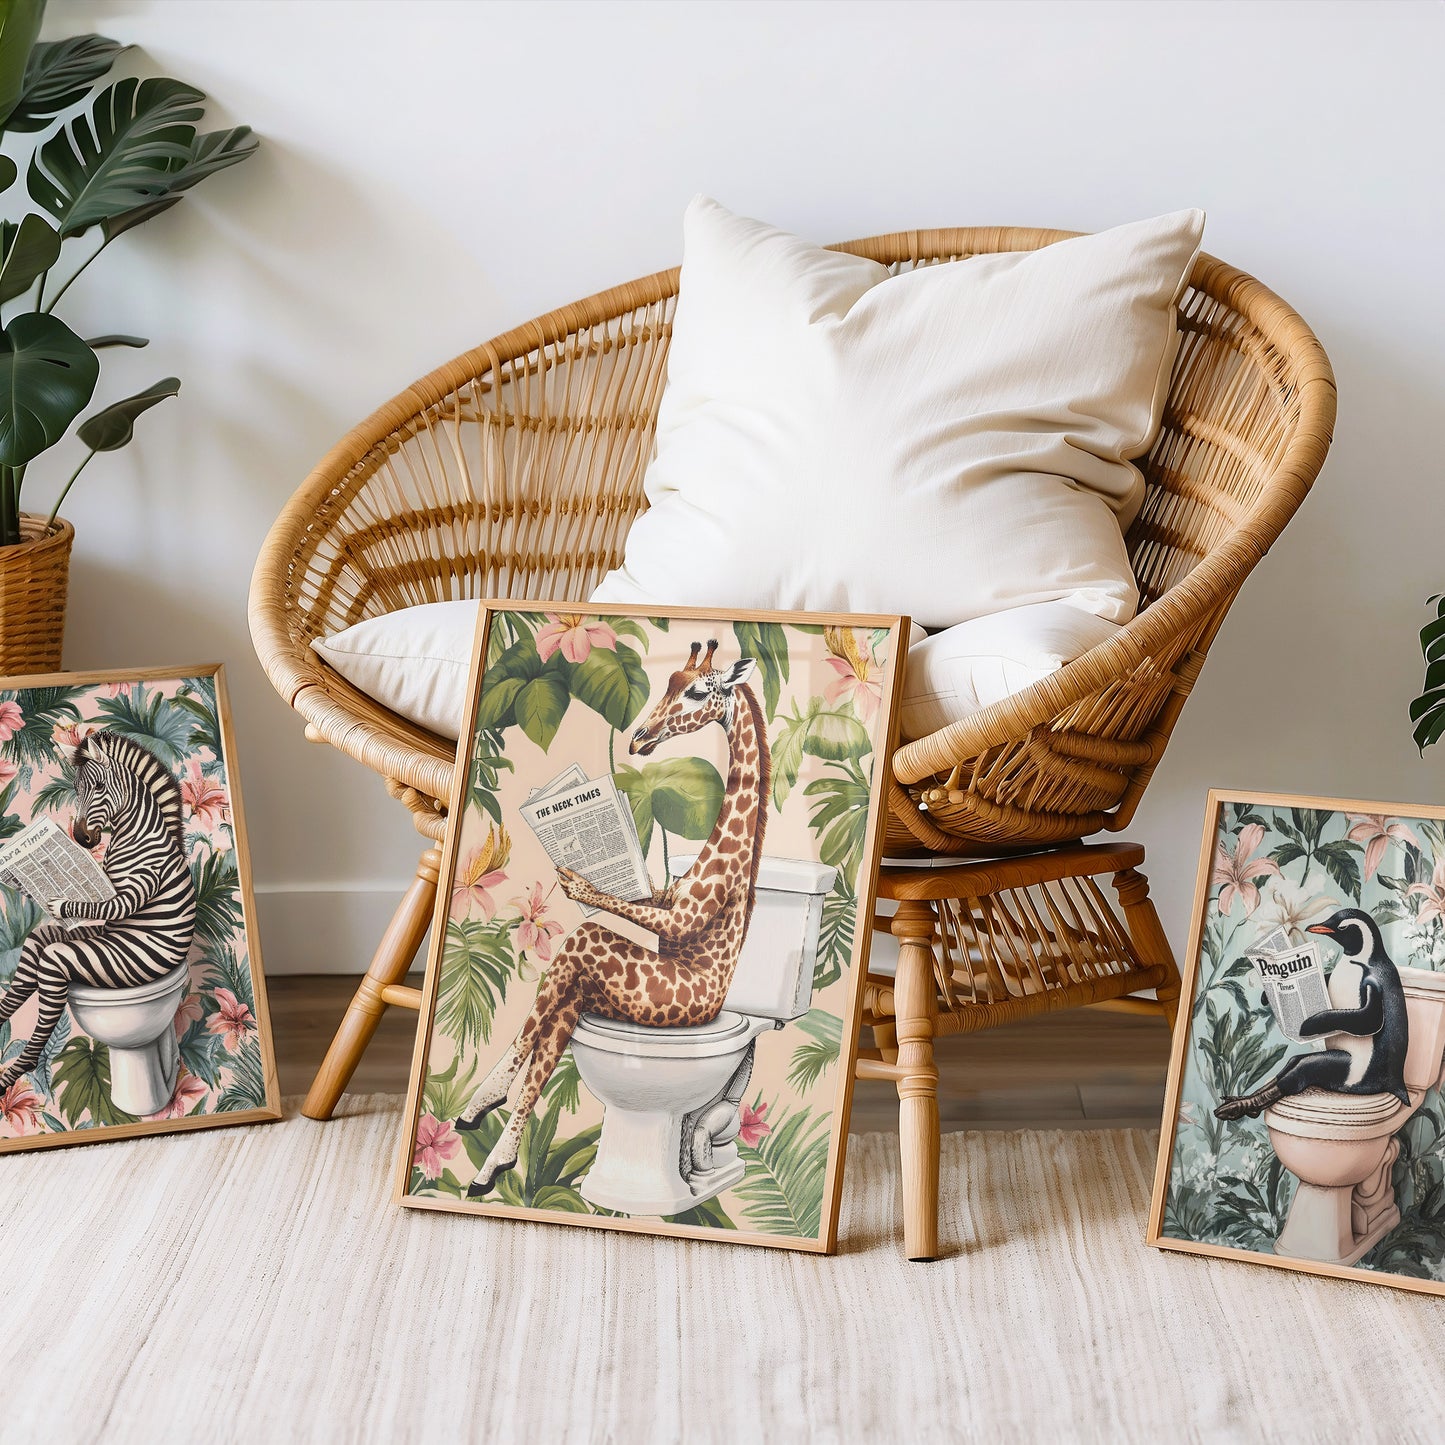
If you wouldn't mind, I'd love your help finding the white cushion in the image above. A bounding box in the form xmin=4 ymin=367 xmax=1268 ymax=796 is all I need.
xmin=313 ymin=600 xmax=1109 ymax=743
xmin=592 ymin=197 xmax=1203 ymax=630
xmin=898 ymin=602 xmax=1120 ymax=742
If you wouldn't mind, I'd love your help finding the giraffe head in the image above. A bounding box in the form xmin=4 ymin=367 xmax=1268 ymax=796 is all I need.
xmin=629 ymin=640 xmax=756 ymax=756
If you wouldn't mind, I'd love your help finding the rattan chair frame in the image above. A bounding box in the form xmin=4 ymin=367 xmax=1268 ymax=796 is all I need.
xmin=249 ymin=226 xmax=1335 ymax=1257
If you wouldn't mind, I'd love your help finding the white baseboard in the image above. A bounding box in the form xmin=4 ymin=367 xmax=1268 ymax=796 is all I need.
xmin=254 ymin=886 xmax=430 ymax=976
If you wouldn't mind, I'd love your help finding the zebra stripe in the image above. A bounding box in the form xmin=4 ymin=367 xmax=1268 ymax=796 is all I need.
xmin=0 ymin=730 xmax=199 ymax=1094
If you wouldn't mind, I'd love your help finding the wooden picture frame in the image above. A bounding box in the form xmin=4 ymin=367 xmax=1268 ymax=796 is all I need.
xmin=396 ymin=602 xmax=908 ymax=1251
xmin=0 ymin=664 xmax=280 ymax=1152
xmin=1149 ymin=789 xmax=1445 ymax=1296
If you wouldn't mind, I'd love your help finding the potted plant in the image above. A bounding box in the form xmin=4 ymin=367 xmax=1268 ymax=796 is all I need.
xmin=0 ymin=0 xmax=256 ymax=671
xmin=1412 ymin=595 xmax=1445 ymax=753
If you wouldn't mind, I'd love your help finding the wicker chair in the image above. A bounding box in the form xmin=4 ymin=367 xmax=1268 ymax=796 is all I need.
xmin=249 ymin=226 xmax=1335 ymax=1258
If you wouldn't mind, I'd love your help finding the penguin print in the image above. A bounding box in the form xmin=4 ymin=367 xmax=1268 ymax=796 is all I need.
xmin=1215 ymin=908 xmax=1410 ymax=1121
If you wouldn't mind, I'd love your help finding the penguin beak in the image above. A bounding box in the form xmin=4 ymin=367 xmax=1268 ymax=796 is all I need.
xmin=1306 ymin=924 xmax=1333 ymax=936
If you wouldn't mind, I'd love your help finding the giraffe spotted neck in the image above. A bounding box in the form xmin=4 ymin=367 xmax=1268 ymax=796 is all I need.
xmin=684 ymin=682 xmax=769 ymax=899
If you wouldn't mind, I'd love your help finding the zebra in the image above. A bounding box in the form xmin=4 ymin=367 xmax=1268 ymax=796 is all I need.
xmin=0 ymin=730 xmax=198 ymax=1094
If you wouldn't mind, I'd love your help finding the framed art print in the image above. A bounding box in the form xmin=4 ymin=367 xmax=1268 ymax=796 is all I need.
xmin=1149 ymin=789 xmax=1445 ymax=1296
xmin=0 ymin=664 xmax=280 ymax=1152
xmin=397 ymin=604 xmax=907 ymax=1251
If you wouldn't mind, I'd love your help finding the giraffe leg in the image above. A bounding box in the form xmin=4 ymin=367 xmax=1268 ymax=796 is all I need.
xmin=456 ymin=1035 xmax=534 ymax=1132
xmin=464 ymin=960 xmax=589 ymax=1198
xmin=0 ymin=946 xmax=71 ymax=1093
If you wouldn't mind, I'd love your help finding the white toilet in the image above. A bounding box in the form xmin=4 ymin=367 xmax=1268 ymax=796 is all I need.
xmin=68 ymin=962 xmax=190 ymax=1117
xmin=1265 ymin=965 xmax=1445 ymax=1266
xmin=569 ymin=855 xmax=836 ymax=1217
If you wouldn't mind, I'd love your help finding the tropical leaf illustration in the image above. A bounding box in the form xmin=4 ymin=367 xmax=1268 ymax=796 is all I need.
xmin=571 ymin=643 xmax=650 ymax=731
xmin=171 ymin=690 xmax=221 ymax=757
xmin=1 ymin=684 xmax=83 ymax=770
xmin=736 ymin=1103 xmax=831 ymax=1238
xmin=190 ymin=849 xmax=242 ymax=957
xmin=53 ymin=1036 xmax=137 ymax=1127
xmin=814 ymin=880 xmax=856 ymax=990
xmin=436 ymin=917 xmax=515 ymax=1049
xmin=614 ymin=755 xmax=724 ymax=855
xmin=1267 ymin=808 xmax=1362 ymax=896
xmin=669 ymin=1197 xmax=735 ymax=1229
xmin=178 ymin=1015 xmax=223 ymax=1088
xmin=29 ymin=765 xmax=77 ymax=816
xmin=545 ymin=1048 xmax=582 ymax=1114
xmin=732 ymin=620 xmax=790 ymax=720
xmin=788 ymin=1008 xmax=842 ymax=1092
xmin=468 ymin=727 xmax=513 ymax=825
xmin=420 ymin=1051 xmax=479 ymax=1123
xmin=0 ymin=778 xmax=24 ymax=841
xmin=93 ymin=682 xmax=192 ymax=767
xmin=455 ymin=1096 xmax=601 ymax=1214
xmin=29 ymin=1008 xmax=70 ymax=1099
xmin=804 ymin=756 xmax=871 ymax=880
xmin=771 ymin=696 xmax=871 ymax=807
xmin=218 ymin=1037 xmax=267 ymax=1111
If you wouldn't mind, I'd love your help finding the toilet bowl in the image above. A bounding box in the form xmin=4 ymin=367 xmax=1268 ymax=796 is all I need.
xmin=570 ymin=855 xmax=837 ymax=1217
xmin=68 ymin=962 xmax=190 ymax=1117
xmin=1265 ymin=965 xmax=1445 ymax=1266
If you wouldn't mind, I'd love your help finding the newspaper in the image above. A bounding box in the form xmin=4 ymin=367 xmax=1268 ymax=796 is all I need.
xmin=519 ymin=766 xmax=654 ymax=941
xmin=1245 ymin=925 xmax=1331 ymax=1043
xmin=0 ymin=816 xmax=115 ymax=928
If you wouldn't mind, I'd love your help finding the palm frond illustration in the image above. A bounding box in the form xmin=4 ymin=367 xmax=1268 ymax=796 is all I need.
xmin=736 ymin=1102 xmax=831 ymax=1238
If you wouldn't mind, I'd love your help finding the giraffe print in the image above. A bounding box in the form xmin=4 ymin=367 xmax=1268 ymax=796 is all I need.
xmin=458 ymin=639 xmax=771 ymax=1199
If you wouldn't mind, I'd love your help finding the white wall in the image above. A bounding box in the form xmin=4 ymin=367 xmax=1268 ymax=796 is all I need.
xmin=32 ymin=0 xmax=1444 ymax=972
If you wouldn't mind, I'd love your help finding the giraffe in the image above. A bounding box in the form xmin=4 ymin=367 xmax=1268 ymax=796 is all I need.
xmin=456 ymin=639 xmax=771 ymax=1198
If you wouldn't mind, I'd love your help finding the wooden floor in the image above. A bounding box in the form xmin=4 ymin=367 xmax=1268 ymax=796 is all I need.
xmin=269 ymin=976 xmax=1171 ymax=1131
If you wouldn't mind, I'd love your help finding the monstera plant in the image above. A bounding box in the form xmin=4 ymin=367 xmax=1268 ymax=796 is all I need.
xmin=0 ymin=0 xmax=256 ymax=668
xmin=1410 ymin=594 xmax=1445 ymax=753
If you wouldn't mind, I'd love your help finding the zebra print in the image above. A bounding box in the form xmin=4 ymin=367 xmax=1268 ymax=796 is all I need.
xmin=0 ymin=731 xmax=198 ymax=1096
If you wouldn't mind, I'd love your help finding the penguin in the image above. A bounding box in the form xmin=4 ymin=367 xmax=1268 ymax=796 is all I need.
xmin=1214 ymin=907 xmax=1410 ymax=1121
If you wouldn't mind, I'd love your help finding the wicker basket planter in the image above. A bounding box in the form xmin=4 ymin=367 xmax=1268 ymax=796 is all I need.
xmin=0 ymin=514 xmax=74 ymax=675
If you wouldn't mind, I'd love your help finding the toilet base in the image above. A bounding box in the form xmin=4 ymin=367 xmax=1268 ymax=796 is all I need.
xmin=109 ymin=1026 xmax=181 ymax=1117
xmin=580 ymin=1107 xmax=704 ymax=1217
xmin=1274 ymin=1146 xmax=1402 ymax=1268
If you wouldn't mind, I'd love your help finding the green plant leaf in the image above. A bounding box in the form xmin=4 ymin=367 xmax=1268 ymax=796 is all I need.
xmin=53 ymin=1035 xmax=138 ymax=1128
xmin=189 ymin=849 xmax=242 ymax=958
xmin=0 ymin=0 xmax=45 ymax=129
xmin=788 ymin=1008 xmax=842 ymax=1092
xmin=0 ymin=156 xmax=14 ymax=193
xmin=5 ymin=33 xmax=126 ymax=132
xmin=158 ymin=124 xmax=258 ymax=193
xmin=770 ymin=697 xmax=873 ymax=807
xmin=571 ymin=643 xmax=649 ymax=731
xmin=736 ymin=1103 xmax=831 ymax=1239
xmin=804 ymin=765 xmax=871 ymax=879
xmin=732 ymin=621 xmax=789 ymax=720
xmin=437 ymin=917 xmax=516 ymax=1049
xmin=178 ymin=1016 xmax=223 ymax=1089
xmin=94 ymin=681 xmax=192 ymax=766
xmin=0 ymin=312 xmax=99 ymax=466
xmin=101 ymin=193 xmax=182 ymax=242
xmin=614 ymin=755 xmax=725 ymax=855
xmin=0 ymin=214 xmax=61 ymax=303
xmin=814 ymin=880 xmax=855 ymax=990
xmin=76 ymin=376 xmax=180 ymax=451
xmin=218 ymin=1037 xmax=266 ymax=1111
xmin=514 ymin=675 xmax=569 ymax=752
xmin=84 ymin=333 xmax=148 ymax=349
xmin=27 ymin=76 xmax=204 ymax=237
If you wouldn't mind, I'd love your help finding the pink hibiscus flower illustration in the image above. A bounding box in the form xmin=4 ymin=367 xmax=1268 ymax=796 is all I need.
xmin=450 ymin=825 xmax=510 ymax=920
xmin=206 ymin=988 xmax=256 ymax=1053
xmin=512 ymin=882 xmax=564 ymax=962
xmin=0 ymin=1080 xmax=42 ymax=1134
xmin=180 ymin=759 xmax=230 ymax=830
xmin=52 ymin=722 xmax=88 ymax=752
xmin=414 ymin=1113 xmax=462 ymax=1180
xmin=1212 ymin=823 xmax=1281 ymax=916
xmin=0 ymin=699 xmax=22 ymax=743
xmin=151 ymin=1068 xmax=209 ymax=1120
xmin=1345 ymin=814 xmax=1422 ymax=882
xmin=534 ymin=613 xmax=618 ymax=666
xmin=99 ymin=682 xmax=132 ymax=699
xmin=0 ymin=756 xmax=16 ymax=789
xmin=822 ymin=627 xmax=883 ymax=724
xmin=738 ymin=1099 xmax=771 ymax=1148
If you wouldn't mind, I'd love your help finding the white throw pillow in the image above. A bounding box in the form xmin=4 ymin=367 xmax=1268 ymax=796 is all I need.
xmin=898 ymin=602 xmax=1120 ymax=742
xmin=314 ymin=601 xmax=1107 ymax=743
xmin=592 ymin=197 xmax=1203 ymax=630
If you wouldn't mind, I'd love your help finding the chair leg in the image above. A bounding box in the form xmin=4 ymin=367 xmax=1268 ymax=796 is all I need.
xmin=892 ymin=898 xmax=941 ymax=1261
xmin=301 ymin=845 xmax=443 ymax=1120
xmin=1112 ymin=864 xmax=1182 ymax=1031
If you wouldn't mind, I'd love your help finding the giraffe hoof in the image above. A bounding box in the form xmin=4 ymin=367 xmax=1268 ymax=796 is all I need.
xmin=455 ymin=1101 xmax=501 ymax=1134
xmin=467 ymin=1153 xmax=518 ymax=1199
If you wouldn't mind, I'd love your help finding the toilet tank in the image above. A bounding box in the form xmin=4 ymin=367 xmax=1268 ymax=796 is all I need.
xmin=1399 ymin=966 xmax=1445 ymax=1093
xmin=672 ymin=855 xmax=838 ymax=1022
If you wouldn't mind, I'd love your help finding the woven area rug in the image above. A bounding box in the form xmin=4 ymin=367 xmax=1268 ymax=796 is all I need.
xmin=6 ymin=1096 xmax=1444 ymax=1443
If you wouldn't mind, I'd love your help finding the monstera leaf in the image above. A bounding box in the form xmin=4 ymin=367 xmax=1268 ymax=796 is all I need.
xmin=77 ymin=376 xmax=179 ymax=451
xmin=0 ymin=312 xmax=99 ymax=466
xmin=5 ymin=33 xmax=126 ymax=133
xmin=0 ymin=0 xmax=45 ymax=130
xmin=0 ymin=212 xmax=61 ymax=303
xmin=570 ymin=643 xmax=649 ymax=731
xmin=53 ymin=1036 xmax=138 ymax=1128
xmin=27 ymin=76 xmax=204 ymax=236
xmin=1411 ymin=594 xmax=1445 ymax=753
